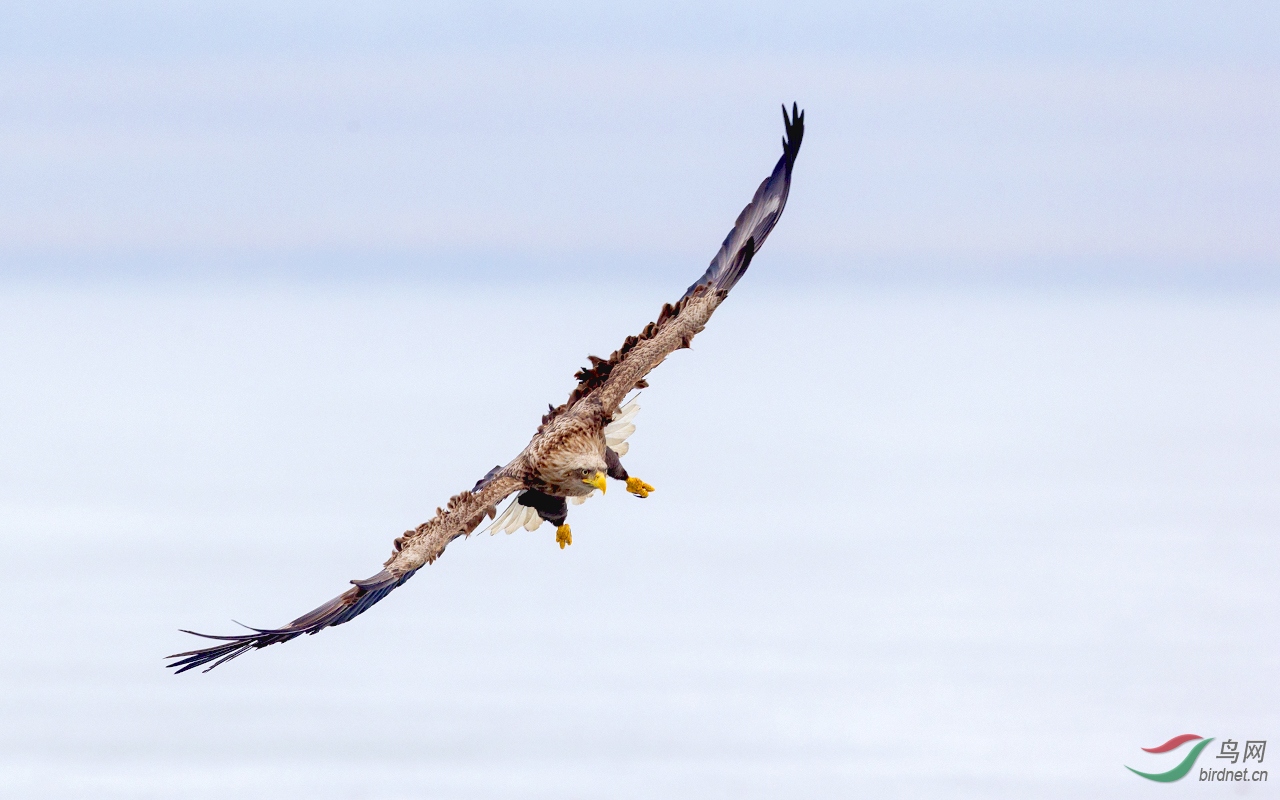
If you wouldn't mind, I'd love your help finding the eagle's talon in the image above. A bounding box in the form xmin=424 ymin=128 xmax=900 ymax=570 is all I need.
xmin=625 ymin=477 xmax=655 ymax=498
xmin=555 ymin=524 xmax=573 ymax=549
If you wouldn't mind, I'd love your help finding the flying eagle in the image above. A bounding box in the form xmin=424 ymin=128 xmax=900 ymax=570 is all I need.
xmin=167 ymin=103 xmax=805 ymax=673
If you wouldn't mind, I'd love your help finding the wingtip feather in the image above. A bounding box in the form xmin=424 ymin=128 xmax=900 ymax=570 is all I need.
xmin=165 ymin=568 xmax=419 ymax=674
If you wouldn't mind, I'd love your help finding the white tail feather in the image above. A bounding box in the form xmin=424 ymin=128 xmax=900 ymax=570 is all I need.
xmin=488 ymin=499 xmax=519 ymax=535
xmin=612 ymin=401 xmax=640 ymax=425
xmin=603 ymin=399 xmax=640 ymax=457
xmin=488 ymin=499 xmax=541 ymax=535
xmin=605 ymin=423 xmax=635 ymax=447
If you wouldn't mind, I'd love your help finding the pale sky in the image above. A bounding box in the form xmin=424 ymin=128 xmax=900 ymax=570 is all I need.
xmin=1 ymin=1 xmax=1277 ymax=285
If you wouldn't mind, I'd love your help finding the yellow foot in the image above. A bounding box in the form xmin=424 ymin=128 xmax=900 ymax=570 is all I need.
xmin=555 ymin=524 xmax=573 ymax=549
xmin=626 ymin=477 xmax=655 ymax=498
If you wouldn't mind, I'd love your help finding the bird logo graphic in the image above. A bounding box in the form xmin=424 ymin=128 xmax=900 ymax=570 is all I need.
xmin=1126 ymin=734 xmax=1213 ymax=782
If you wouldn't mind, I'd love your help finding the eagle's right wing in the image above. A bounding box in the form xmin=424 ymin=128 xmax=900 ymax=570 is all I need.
xmin=166 ymin=471 xmax=524 ymax=673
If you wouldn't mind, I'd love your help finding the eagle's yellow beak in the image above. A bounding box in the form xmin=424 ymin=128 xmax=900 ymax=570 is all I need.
xmin=583 ymin=471 xmax=607 ymax=494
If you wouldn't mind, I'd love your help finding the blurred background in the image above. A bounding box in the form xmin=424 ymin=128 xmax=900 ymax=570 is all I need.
xmin=1 ymin=2 xmax=1277 ymax=798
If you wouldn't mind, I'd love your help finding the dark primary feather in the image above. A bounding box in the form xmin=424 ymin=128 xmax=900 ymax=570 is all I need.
xmin=682 ymin=102 xmax=804 ymax=299
xmin=165 ymin=569 xmax=417 ymax=674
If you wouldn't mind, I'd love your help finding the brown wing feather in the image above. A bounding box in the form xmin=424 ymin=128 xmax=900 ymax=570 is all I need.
xmin=593 ymin=287 xmax=726 ymax=415
xmin=548 ymin=104 xmax=804 ymax=420
xmin=166 ymin=472 xmax=524 ymax=673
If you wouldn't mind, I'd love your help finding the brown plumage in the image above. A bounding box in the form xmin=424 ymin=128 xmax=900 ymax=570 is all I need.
xmin=167 ymin=104 xmax=804 ymax=673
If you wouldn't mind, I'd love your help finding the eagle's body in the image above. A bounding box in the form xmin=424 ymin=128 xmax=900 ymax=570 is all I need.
xmin=521 ymin=400 xmax=610 ymax=499
xmin=168 ymin=104 xmax=804 ymax=673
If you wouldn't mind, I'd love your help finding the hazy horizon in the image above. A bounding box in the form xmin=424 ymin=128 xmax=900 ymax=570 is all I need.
xmin=2 ymin=2 xmax=1278 ymax=288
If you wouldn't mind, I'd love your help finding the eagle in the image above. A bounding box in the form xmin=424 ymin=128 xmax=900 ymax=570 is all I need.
xmin=167 ymin=103 xmax=805 ymax=674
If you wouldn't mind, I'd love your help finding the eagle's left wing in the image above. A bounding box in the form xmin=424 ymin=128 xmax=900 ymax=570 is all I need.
xmin=548 ymin=104 xmax=803 ymax=420
xmin=166 ymin=472 xmax=524 ymax=673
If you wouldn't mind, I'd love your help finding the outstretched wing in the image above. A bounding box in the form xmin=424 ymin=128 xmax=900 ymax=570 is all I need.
xmin=681 ymin=102 xmax=805 ymax=300
xmin=166 ymin=472 xmax=524 ymax=673
xmin=546 ymin=104 xmax=804 ymax=419
xmin=167 ymin=104 xmax=804 ymax=674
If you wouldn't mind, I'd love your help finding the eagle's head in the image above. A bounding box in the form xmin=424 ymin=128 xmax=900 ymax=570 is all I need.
xmin=567 ymin=463 xmax=609 ymax=496
xmin=542 ymin=437 xmax=608 ymax=497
